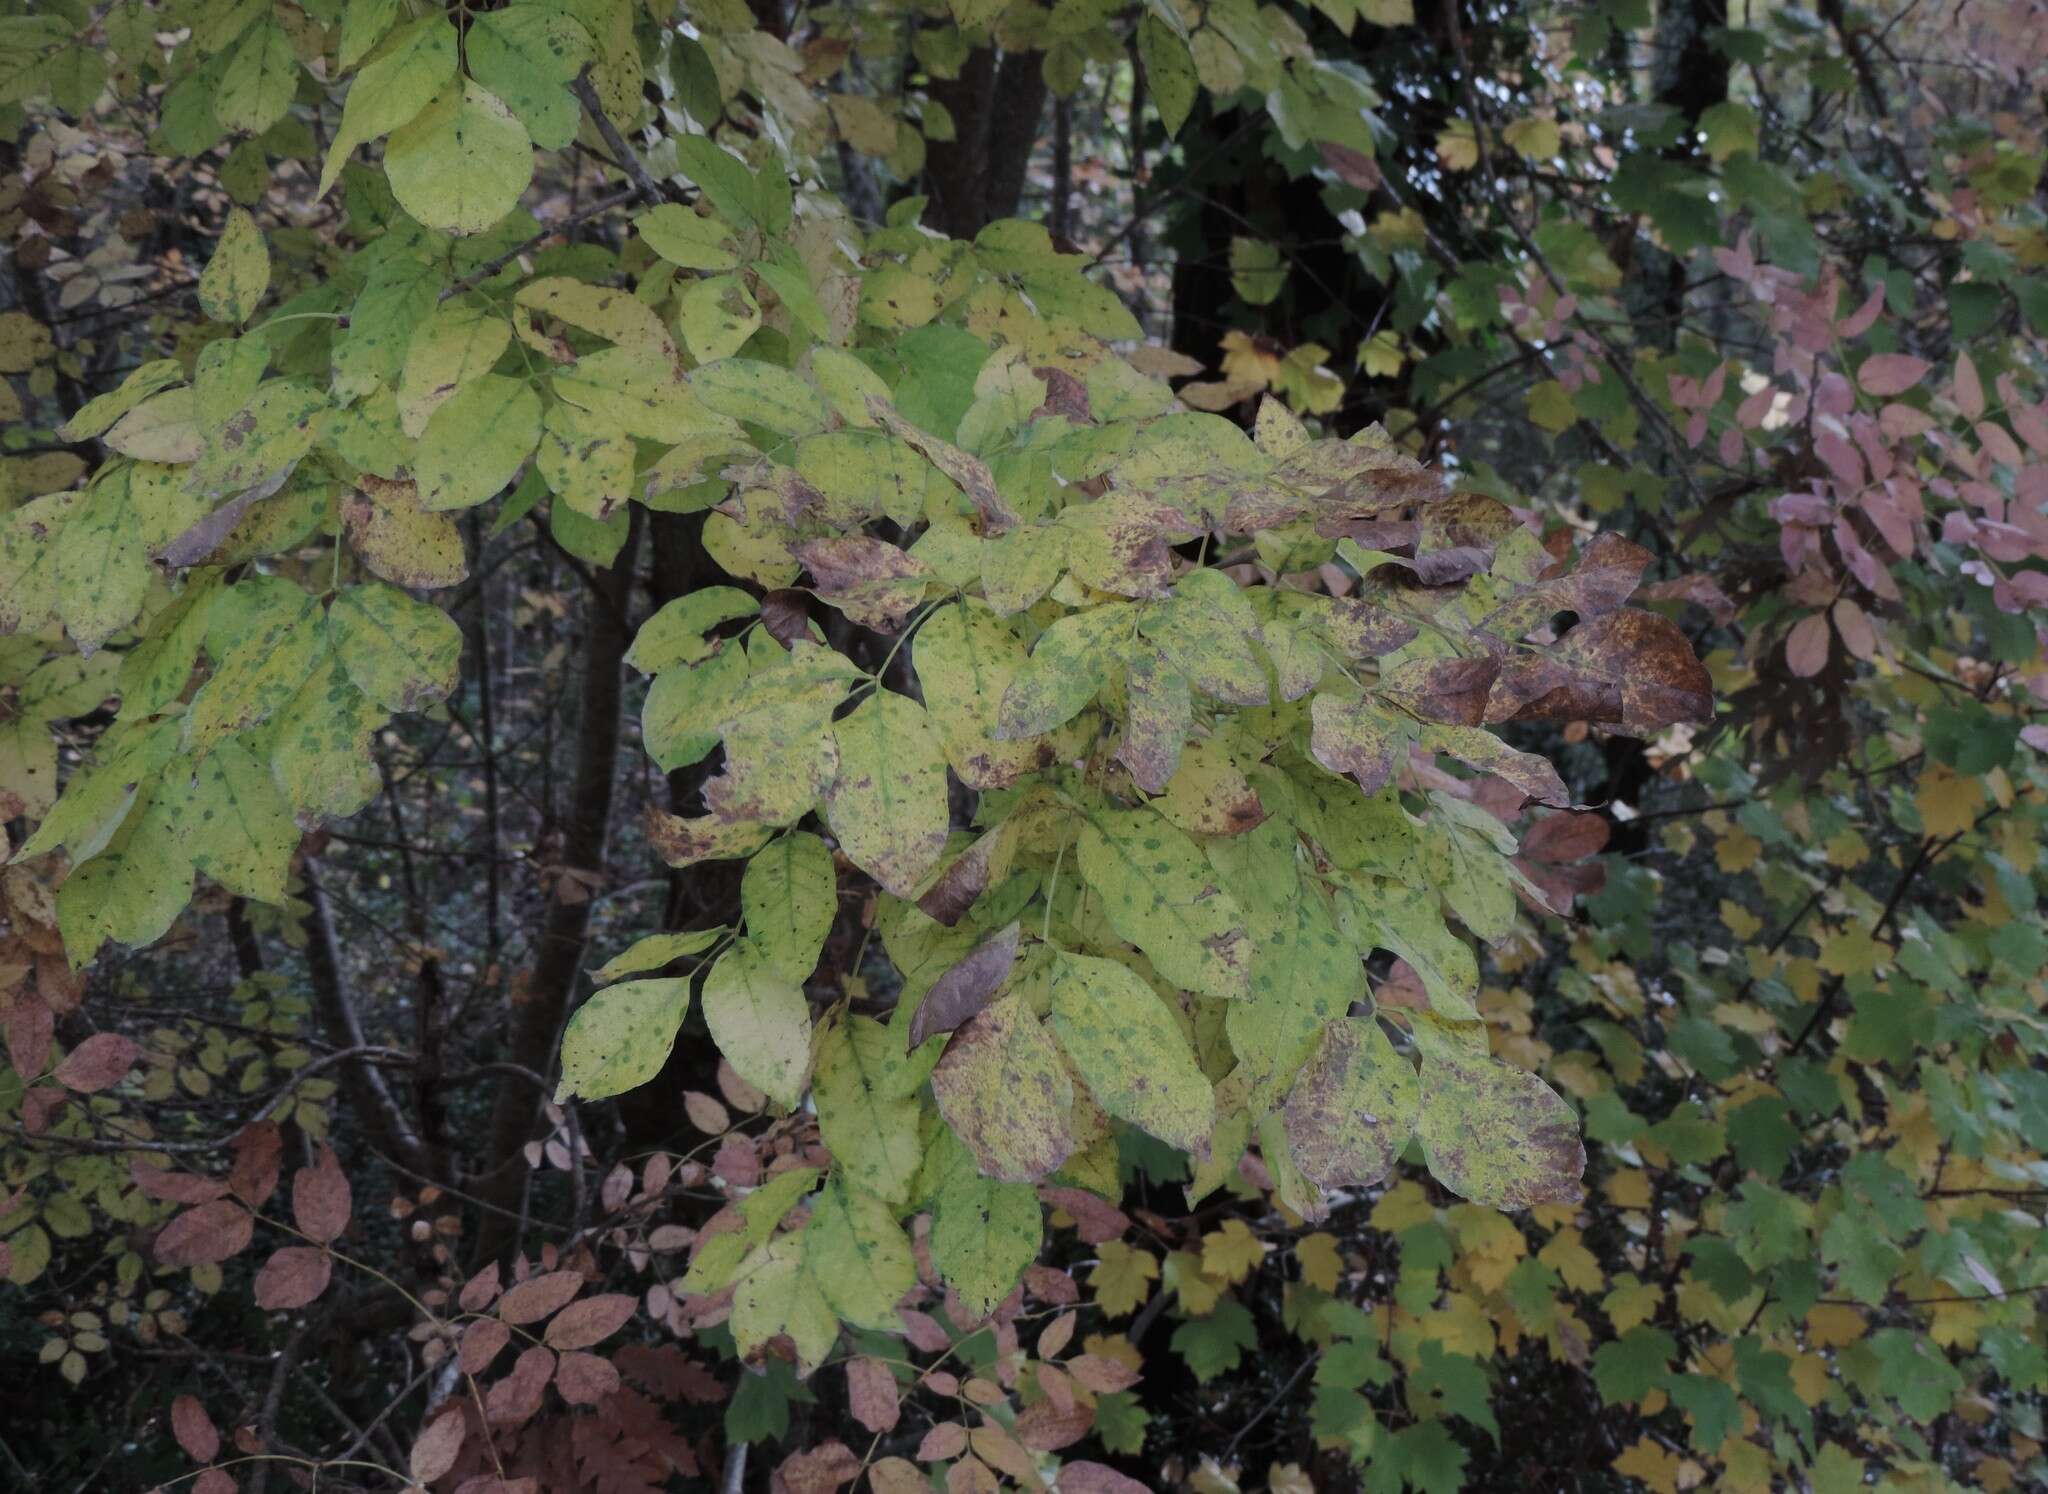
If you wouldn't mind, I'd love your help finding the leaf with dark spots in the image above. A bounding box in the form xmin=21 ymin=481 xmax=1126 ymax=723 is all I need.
xmin=1380 ymin=654 xmax=1501 ymax=726
xmin=1408 ymin=545 xmax=1494 ymax=586
xmin=1309 ymin=693 xmax=1407 ymax=796
xmin=871 ymin=401 xmax=1017 ymax=534
xmin=1490 ymin=607 xmax=1713 ymax=735
xmin=1032 ymin=366 xmax=1091 ymax=422
xmin=1414 ymin=1020 xmax=1585 ymax=1210
xmin=645 ymin=806 xmax=774 ymax=868
xmin=916 ymin=820 xmax=1020 ymax=926
xmin=1118 ymin=644 xmax=1192 ymax=793
xmin=1306 ymin=595 xmax=1420 ymax=659
xmin=1281 ymin=1017 xmax=1419 ymax=1189
xmin=1422 ymin=723 xmax=1570 ymax=807
xmin=794 ymin=536 xmax=932 ymax=630
xmin=1477 ymin=531 xmax=1652 ymax=637
xmin=154 ymin=468 xmax=291 ymax=567
xmin=909 ymin=921 xmax=1021 ymax=1048
xmin=929 ymin=991 xmax=1075 ymax=1181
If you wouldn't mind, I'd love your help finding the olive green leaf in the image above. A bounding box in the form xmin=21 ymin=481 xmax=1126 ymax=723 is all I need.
xmin=730 ymin=1237 xmax=839 ymax=1374
xmin=914 ymin=602 xmax=1050 ymax=790
xmin=414 ymin=374 xmax=542 ymax=512
xmin=318 ymin=17 xmax=458 ymax=198
xmin=926 ymin=1127 xmax=1042 ymax=1320
xmin=555 ymin=978 xmax=692 ymax=1102
xmin=1049 ymin=952 xmax=1215 ymax=1153
xmin=592 ymin=927 xmax=727 ymax=983
xmin=637 ymin=203 xmax=745 ymax=272
xmin=216 ymin=22 xmax=296 ymax=137
xmin=181 ymin=739 xmax=300 ymax=903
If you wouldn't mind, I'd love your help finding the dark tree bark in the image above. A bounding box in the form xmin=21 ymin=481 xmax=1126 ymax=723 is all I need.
xmin=923 ymin=47 xmax=1050 ymax=238
xmin=472 ymin=514 xmax=644 ymax=1262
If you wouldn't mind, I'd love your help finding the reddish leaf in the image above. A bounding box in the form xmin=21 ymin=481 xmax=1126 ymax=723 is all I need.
xmin=1953 ymin=352 xmax=1986 ymax=421
xmin=497 ymin=1269 xmax=584 ymax=1325
xmin=458 ymin=1261 xmax=503 ymax=1313
xmin=484 ymin=1345 xmax=555 ymax=1427
xmin=916 ymin=1423 xmax=968 ymax=1461
xmin=409 ymin=1409 xmax=466 ymax=1483
xmin=772 ymin=1440 xmax=860 ymax=1494
xmin=1059 ymin=1463 xmax=1151 ymax=1494
xmin=171 ymin=1394 xmax=220 ymax=1462
xmin=542 ymin=1292 xmax=636 ymax=1350
xmin=900 ymin=1308 xmax=950 ymax=1353
xmin=553 ymin=1350 xmax=621 ymax=1406
xmin=760 ymin=589 xmax=813 ymax=648
xmin=1317 ymin=139 xmax=1382 ymax=190
xmin=229 ymin=1121 xmax=282 ymax=1207
xmin=1024 ymin=1265 xmax=1079 ymax=1305
xmin=193 ymin=1470 xmax=238 ymax=1494
xmin=1857 ymin=352 xmax=1930 ymax=397
xmin=846 ymin=1357 xmax=899 ymax=1434
xmin=291 ymin=1144 xmax=351 ymax=1244
xmin=1039 ymin=1186 xmax=1129 ymax=1245
xmin=53 ymin=1032 xmax=139 ymax=1093
xmin=1066 ymin=1354 xmax=1141 ymax=1393
xmin=907 ymin=921 xmax=1020 ymax=1049
xmin=1785 ymin=612 xmax=1831 ymax=677
xmin=1014 ymin=1398 xmax=1092 ymax=1452
xmin=1520 ymin=811 xmax=1610 ymax=864
xmin=1 ymin=997 xmax=54 ymax=1078
xmin=155 ymin=1200 xmax=254 ymax=1267
xmin=131 ymin=1160 xmax=230 ymax=1205
xmin=869 ymin=1459 xmax=926 ymax=1494
xmin=253 ymin=1246 xmax=332 ymax=1310
xmin=460 ymin=1316 xmax=512 ymax=1375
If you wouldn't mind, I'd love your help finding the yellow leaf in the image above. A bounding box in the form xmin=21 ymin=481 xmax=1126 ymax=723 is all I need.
xmin=1606 ymin=1169 xmax=1652 ymax=1210
xmin=1359 ymin=329 xmax=1404 ymax=378
xmin=1824 ymin=828 xmax=1869 ymax=868
xmin=1088 ymin=1241 xmax=1159 ymax=1318
xmin=1915 ymin=766 xmax=1984 ymax=837
xmin=1296 ymin=1232 xmax=1343 ymax=1293
xmin=1435 ymin=121 xmax=1478 ymax=171
xmin=1502 ymin=115 xmax=1561 ymax=160
xmin=1201 ymin=1218 xmax=1268 ymax=1285
xmin=1370 ymin=1180 xmax=1436 ymax=1232
xmin=1527 ymin=378 xmax=1578 ymax=434
xmin=1719 ymin=900 xmax=1762 ymax=940
xmin=1417 ymin=1291 xmax=1495 ymax=1358
xmin=1603 ymin=1274 xmax=1662 ymax=1334
xmin=1082 ymin=1331 xmax=1143 ymax=1372
xmin=1714 ymin=825 xmax=1762 ymax=874
xmin=1164 ymin=1250 xmax=1223 ymax=1315
xmin=1817 ymin=923 xmax=1888 ymax=979
xmin=1613 ymin=1437 xmax=1681 ymax=1494
xmin=1538 ymin=1228 xmax=1605 ymax=1295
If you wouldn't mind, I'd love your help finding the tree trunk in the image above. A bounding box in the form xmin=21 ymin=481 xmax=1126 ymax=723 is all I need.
xmin=472 ymin=514 xmax=644 ymax=1262
xmin=924 ymin=47 xmax=1049 ymax=238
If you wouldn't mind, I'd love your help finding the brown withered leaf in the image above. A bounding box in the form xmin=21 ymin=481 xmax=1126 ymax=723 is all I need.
xmin=1477 ymin=532 xmax=1652 ymax=638
xmin=1309 ymin=595 xmax=1420 ymax=659
xmin=760 ymin=588 xmax=813 ymax=648
xmin=1309 ymin=693 xmax=1405 ymax=796
xmin=460 ymin=1316 xmax=512 ymax=1374
xmin=1380 ymin=654 xmax=1501 ymax=727
xmin=645 ymin=806 xmax=774 ymax=868
xmin=131 ymin=1160 xmax=230 ymax=1205
xmin=916 ymin=822 xmax=1016 ymax=926
xmin=1637 ymin=570 xmax=1737 ymax=625
xmin=1521 ymin=810 xmax=1610 ymax=864
xmin=343 ymin=476 xmax=467 ymax=589
xmin=1281 ymin=1017 xmax=1419 ymax=1190
xmin=794 ymin=536 xmax=933 ymax=630
xmin=871 ymin=401 xmax=1017 ymax=535
xmin=253 ymin=1246 xmax=332 ymax=1310
xmin=484 ymin=1345 xmax=555 ymax=1427
xmin=1059 ymin=1464 xmax=1151 ymax=1494
xmin=155 ymin=1199 xmax=253 ymax=1267
xmin=1492 ymin=607 xmax=1713 ymax=735
xmin=908 ymin=922 xmax=1020 ymax=1048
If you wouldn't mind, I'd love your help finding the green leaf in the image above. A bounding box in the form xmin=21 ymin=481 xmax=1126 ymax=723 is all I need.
xmin=396 ymin=299 xmax=513 ymax=437
xmin=187 ymin=597 xmax=325 ymax=754
xmin=627 ymin=587 xmax=759 ymax=674
xmin=742 ymin=831 xmax=836 ymax=982
xmin=197 ymin=208 xmax=270 ymax=325
xmin=812 ymin=1015 xmax=925 ymax=1205
xmin=319 ymin=17 xmax=458 ymax=198
xmin=555 ymin=978 xmax=691 ymax=1101
xmin=465 ymin=4 xmax=590 ymax=151
xmin=216 ymin=22 xmax=296 ymax=136
xmin=592 ymin=928 xmax=726 ymax=983
xmin=181 ymin=739 xmax=300 ymax=903
xmin=927 ymin=1128 xmax=1042 ymax=1319
xmin=994 ymin=604 xmax=1129 ymax=738
xmin=731 ymin=1237 xmax=839 ymax=1374
xmin=1137 ymin=15 xmax=1198 ymax=136
xmin=913 ymin=602 xmax=1051 ymax=790
xmin=328 ymin=583 xmax=461 ymax=712
xmin=700 ymin=939 xmax=811 ymax=1109
xmin=677 ymin=274 xmax=763 ymax=363
xmin=1076 ymin=805 xmax=1252 ymax=1001
xmin=1049 ymin=952 xmax=1214 ymax=1153
xmin=1171 ymin=1298 xmax=1257 ymax=1382
xmin=414 ymin=374 xmax=542 ymax=511
xmin=384 ymin=80 xmax=533 ymax=235
xmin=637 ymin=204 xmax=745 ymax=272
xmin=823 ymin=691 xmax=949 ymax=900
xmin=801 ymin=1176 xmax=915 ymax=1330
